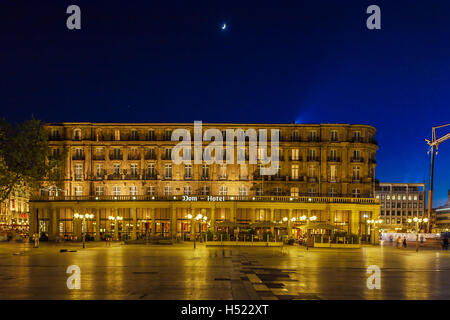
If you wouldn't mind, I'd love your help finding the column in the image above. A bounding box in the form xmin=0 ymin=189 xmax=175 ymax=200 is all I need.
xmin=250 ymin=208 xmax=255 ymax=224
xmin=29 ymin=207 xmax=38 ymax=237
xmin=230 ymin=205 xmax=236 ymax=222
xmin=114 ymin=208 xmax=119 ymax=239
xmin=211 ymin=207 xmax=216 ymax=233
xmin=287 ymin=208 xmax=292 ymax=237
xmin=171 ymin=206 xmax=177 ymax=239
xmin=49 ymin=208 xmax=58 ymax=240
xmin=131 ymin=207 xmax=137 ymax=240
xmin=190 ymin=208 xmax=195 ymax=240
xmin=270 ymin=208 xmax=274 ymax=235
xmin=94 ymin=208 xmax=101 ymax=241
xmin=151 ymin=208 xmax=156 ymax=238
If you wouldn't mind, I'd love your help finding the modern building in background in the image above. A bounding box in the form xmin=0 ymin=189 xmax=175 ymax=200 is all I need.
xmin=375 ymin=183 xmax=427 ymax=232
xmin=29 ymin=122 xmax=380 ymax=242
xmin=434 ymin=190 xmax=450 ymax=231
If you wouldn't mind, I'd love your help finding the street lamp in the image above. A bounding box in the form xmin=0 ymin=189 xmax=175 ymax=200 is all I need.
xmin=367 ymin=219 xmax=383 ymax=245
xmin=411 ymin=217 xmax=429 ymax=252
xmin=74 ymin=213 xmax=94 ymax=248
xmin=108 ymin=215 xmax=123 ymax=241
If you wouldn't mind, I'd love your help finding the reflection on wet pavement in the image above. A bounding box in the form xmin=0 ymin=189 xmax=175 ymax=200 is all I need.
xmin=0 ymin=242 xmax=449 ymax=300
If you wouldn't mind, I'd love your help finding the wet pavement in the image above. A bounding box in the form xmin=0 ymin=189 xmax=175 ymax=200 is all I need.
xmin=0 ymin=242 xmax=449 ymax=300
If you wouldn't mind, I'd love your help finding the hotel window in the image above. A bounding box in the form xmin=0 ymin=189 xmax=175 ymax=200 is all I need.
xmin=292 ymin=130 xmax=300 ymax=141
xmin=308 ymin=165 xmax=316 ymax=178
xmin=184 ymin=186 xmax=192 ymax=195
xmin=130 ymin=129 xmax=138 ymax=141
xmin=96 ymin=164 xmax=103 ymax=178
xmin=112 ymin=186 xmax=121 ymax=196
xmin=392 ymin=195 xmax=396 ymax=200
xmin=291 ymin=165 xmax=299 ymax=180
xmin=130 ymin=186 xmax=138 ymax=196
xmin=352 ymin=166 xmax=360 ymax=180
xmin=354 ymin=131 xmax=361 ymax=141
xmin=330 ymin=130 xmax=338 ymax=141
xmin=256 ymin=187 xmax=263 ymax=196
xmin=130 ymin=164 xmax=138 ymax=176
xmin=352 ymin=188 xmax=361 ymax=198
xmin=414 ymin=195 xmax=418 ymax=200
xmin=329 ymin=187 xmax=337 ymax=197
xmin=148 ymin=129 xmax=155 ymax=141
xmin=164 ymin=164 xmax=172 ymax=179
xmin=164 ymin=148 xmax=172 ymax=160
xmin=164 ymin=129 xmax=172 ymax=140
xmin=75 ymin=186 xmax=83 ymax=196
xmin=113 ymin=164 xmax=120 ymax=175
xmin=129 ymin=147 xmax=139 ymax=160
xmin=353 ymin=150 xmax=361 ymax=161
xmin=74 ymin=164 xmax=83 ymax=180
xmin=146 ymin=186 xmax=155 ymax=196
xmin=330 ymin=165 xmax=337 ymax=182
xmin=201 ymin=186 xmax=210 ymax=195
xmin=387 ymin=195 xmax=391 ymax=200
xmin=239 ymin=186 xmax=248 ymax=196
xmin=308 ymin=187 xmax=317 ymax=196
xmin=184 ymin=164 xmax=192 ymax=179
xmin=114 ymin=130 xmax=120 ymax=141
xmin=219 ymin=185 xmax=228 ymax=196
xmin=147 ymin=163 xmax=155 ymax=177
xmin=329 ymin=149 xmax=337 ymax=161
xmin=95 ymin=186 xmax=104 ymax=196
xmin=273 ymin=187 xmax=282 ymax=196
xmin=219 ymin=164 xmax=227 ymax=179
xmin=308 ymin=149 xmax=317 ymax=161
xmin=202 ymin=164 xmax=209 ymax=179
xmin=291 ymin=149 xmax=299 ymax=160
xmin=309 ymin=131 xmax=317 ymax=141
xmin=51 ymin=129 xmax=60 ymax=140
xmin=290 ymin=187 xmax=299 ymax=197
xmin=74 ymin=129 xmax=81 ymax=140
xmin=74 ymin=148 xmax=83 ymax=159
xmin=164 ymin=186 xmax=172 ymax=196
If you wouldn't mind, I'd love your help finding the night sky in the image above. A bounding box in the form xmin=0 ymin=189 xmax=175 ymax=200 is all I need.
xmin=1 ymin=1 xmax=449 ymax=205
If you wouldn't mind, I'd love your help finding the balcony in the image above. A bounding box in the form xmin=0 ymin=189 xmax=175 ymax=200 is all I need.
xmin=125 ymin=174 xmax=140 ymax=180
xmin=201 ymin=176 xmax=210 ymax=181
xmin=93 ymin=155 xmax=105 ymax=161
xmin=142 ymin=171 xmax=157 ymax=180
xmin=289 ymin=156 xmax=302 ymax=161
xmin=72 ymin=155 xmax=85 ymax=161
xmin=307 ymin=177 xmax=318 ymax=183
xmin=109 ymin=154 xmax=123 ymax=161
xmin=327 ymin=157 xmax=341 ymax=162
xmin=184 ymin=175 xmax=192 ymax=180
xmin=128 ymin=154 xmax=141 ymax=161
xmin=161 ymin=155 xmax=172 ymax=161
xmin=145 ymin=153 xmax=157 ymax=160
xmin=369 ymin=159 xmax=377 ymax=164
xmin=32 ymin=194 xmax=379 ymax=205
xmin=351 ymin=138 xmax=364 ymax=143
xmin=107 ymin=173 xmax=122 ymax=180
xmin=289 ymin=176 xmax=304 ymax=182
xmin=308 ymin=137 xmax=320 ymax=142
xmin=351 ymin=157 xmax=364 ymax=163
xmin=352 ymin=178 xmax=361 ymax=183
xmin=307 ymin=156 xmax=320 ymax=162
xmin=272 ymin=175 xmax=287 ymax=181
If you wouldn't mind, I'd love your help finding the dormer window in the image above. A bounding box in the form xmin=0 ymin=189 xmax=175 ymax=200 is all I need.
xmin=74 ymin=129 xmax=81 ymax=141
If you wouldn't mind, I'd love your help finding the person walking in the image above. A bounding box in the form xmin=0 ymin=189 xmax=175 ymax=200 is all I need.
xmin=396 ymin=236 xmax=401 ymax=249
xmin=402 ymin=237 xmax=407 ymax=248
xmin=443 ymin=237 xmax=449 ymax=251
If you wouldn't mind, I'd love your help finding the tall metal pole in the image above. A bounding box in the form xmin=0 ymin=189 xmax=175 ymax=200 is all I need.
xmin=427 ymin=145 xmax=435 ymax=232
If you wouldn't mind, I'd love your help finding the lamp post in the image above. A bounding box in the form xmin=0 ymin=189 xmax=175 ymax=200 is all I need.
xmin=410 ymin=217 xmax=429 ymax=252
xmin=74 ymin=213 xmax=94 ymax=248
xmin=195 ymin=213 xmax=203 ymax=246
xmin=186 ymin=213 xmax=195 ymax=248
xmin=108 ymin=215 xmax=123 ymax=241
xmin=367 ymin=219 xmax=383 ymax=245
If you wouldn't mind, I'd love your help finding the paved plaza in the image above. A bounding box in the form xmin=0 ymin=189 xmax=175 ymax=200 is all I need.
xmin=0 ymin=242 xmax=449 ymax=300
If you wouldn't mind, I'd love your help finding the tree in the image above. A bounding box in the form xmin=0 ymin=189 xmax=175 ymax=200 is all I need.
xmin=0 ymin=117 xmax=65 ymax=202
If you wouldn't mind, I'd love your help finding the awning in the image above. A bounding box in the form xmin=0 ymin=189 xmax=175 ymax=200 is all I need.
xmin=299 ymin=223 xmax=340 ymax=231
xmin=215 ymin=221 xmax=245 ymax=228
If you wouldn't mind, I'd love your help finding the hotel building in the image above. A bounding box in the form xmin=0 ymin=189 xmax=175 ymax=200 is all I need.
xmin=375 ymin=183 xmax=427 ymax=232
xmin=29 ymin=122 xmax=380 ymax=242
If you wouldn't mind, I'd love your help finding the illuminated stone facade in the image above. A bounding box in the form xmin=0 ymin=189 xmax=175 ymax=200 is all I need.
xmin=29 ymin=122 xmax=380 ymax=242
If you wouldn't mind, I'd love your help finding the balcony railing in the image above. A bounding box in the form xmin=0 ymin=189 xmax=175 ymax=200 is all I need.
xmin=93 ymin=155 xmax=106 ymax=161
xmin=72 ymin=155 xmax=85 ymax=161
xmin=109 ymin=154 xmax=123 ymax=161
xmin=31 ymin=194 xmax=379 ymax=205
xmin=351 ymin=157 xmax=364 ymax=163
xmin=307 ymin=156 xmax=320 ymax=162
xmin=327 ymin=157 xmax=341 ymax=162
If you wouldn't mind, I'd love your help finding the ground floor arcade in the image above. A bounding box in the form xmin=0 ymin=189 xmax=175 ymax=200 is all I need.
xmin=29 ymin=197 xmax=380 ymax=243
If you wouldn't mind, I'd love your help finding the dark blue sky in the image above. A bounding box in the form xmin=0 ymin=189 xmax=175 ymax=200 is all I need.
xmin=1 ymin=0 xmax=449 ymax=205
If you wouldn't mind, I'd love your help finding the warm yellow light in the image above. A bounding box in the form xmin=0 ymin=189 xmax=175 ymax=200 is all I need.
xmin=423 ymin=218 xmax=429 ymax=223
xmin=187 ymin=214 xmax=192 ymax=219
xmin=310 ymin=216 xmax=317 ymax=221
xmin=74 ymin=213 xmax=79 ymax=219
xmin=408 ymin=219 xmax=412 ymax=223
xmin=291 ymin=217 xmax=296 ymax=222
xmin=413 ymin=217 xmax=418 ymax=222
xmin=300 ymin=215 xmax=307 ymax=221
xmin=282 ymin=217 xmax=288 ymax=222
